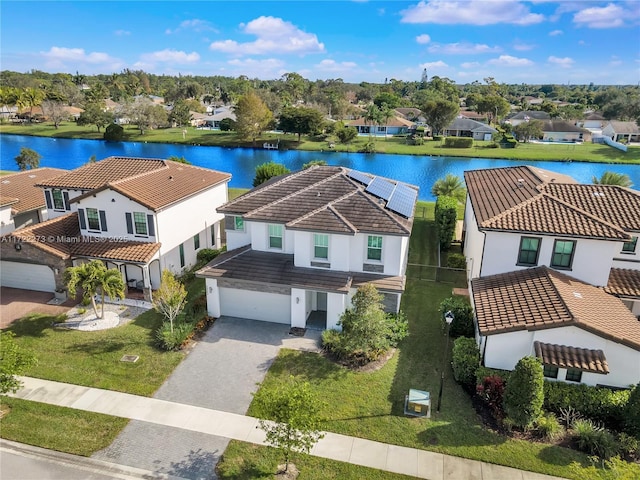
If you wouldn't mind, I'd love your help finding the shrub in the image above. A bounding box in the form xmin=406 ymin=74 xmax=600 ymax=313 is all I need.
xmin=446 ymin=253 xmax=466 ymax=269
xmin=617 ymin=432 xmax=640 ymax=461
xmin=360 ymin=141 xmax=376 ymax=153
xmin=624 ymin=382 xmax=640 ymax=438
xmin=253 ymin=162 xmax=290 ymax=187
xmin=544 ymin=381 xmax=630 ymax=430
xmin=451 ymin=337 xmax=480 ymax=387
xmin=475 ymin=366 xmax=510 ymax=386
xmin=321 ymin=329 xmax=346 ymax=358
xmin=504 ymin=356 xmax=544 ymax=429
xmin=196 ymin=248 xmax=223 ymax=264
xmin=439 ymin=296 xmax=474 ymax=338
xmin=386 ymin=311 xmax=409 ymax=346
xmin=435 ymin=195 xmax=457 ymax=250
xmin=156 ymin=321 xmax=195 ymax=351
xmin=443 ymin=137 xmax=473 ymax=148
xmin=219 ymin=118 xmax=236 ymax=131
xmin=432 ymin=135 xmax=443 ymax=141
xmin=573 ymin=419 xmax=619 ymax=459
xmin=104 ymin=123 xmax=124 ymax=141
xmin=477 ymin=375 xmax=506 ymax=418
xmin=535 ymin=413 xmax=564 ymax=442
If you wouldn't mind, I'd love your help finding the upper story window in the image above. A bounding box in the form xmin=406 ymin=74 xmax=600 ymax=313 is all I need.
xmin=86 ymin=208 xmax=101 ymax=231
xmin=52 ymin=189 xmax=65 ymax=210
xmin=517 ymin=237 xmax=541 ymax=266
xmin=551 ymin=239 xmax=575 ymax=270
xmin=194 ymin=233 xmax=200 ymax=250
xmin=314 ymin=234 xmax=329 ymax=260
xmin=79 ymin=207 xmax=107 ymax=232
xmin=622 ymin=236 xmax=638 ymax=253
xmin=269 ymin=224 xmax=283 ymax=249
xmin=235 ymin=216 xmax=244 ymax=231
xmin=367 ymin=235 xmax=383 ymax=261
xmin=134 ymin=212 xmax=147 ymax=236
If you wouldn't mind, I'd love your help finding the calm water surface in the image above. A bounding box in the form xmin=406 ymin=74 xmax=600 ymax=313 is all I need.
xmin=1 ymin=134 xmax=638 ymax=201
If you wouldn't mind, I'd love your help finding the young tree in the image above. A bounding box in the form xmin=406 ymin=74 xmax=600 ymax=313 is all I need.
xmin=65 ymin=260 xmax=126 ymax=319
xmin=234 ymin=91 xmax=273 ymax=145
xmin=254 ymin=376 xmax=325 ymax=473
xmin=168 ymin=100 xmax=193 ymax=127
xmin=77 ymin=103 xmax=113 ymax=132
xmin=513 ymin=120 xmax=543 ymax=143
xmin=335 ymin=123 xmax=357 ymax=144
xmin=0 ymin=331 xmax=36 ymax=394
xmin=253 ymin=161 xmax=290 ymax=187
xmin=431 ymin=174 xmax=466 ymax=203
xmin=153 ymin=270 xmax=187 ymax=333
xmin=504 ymin=356 xmax=544 ymax=429
xmin=592 ymin=171 xmax=633 ymax=188
xmin=15 ymin=147 xmax=41 ymax=170
xmin=435 ymin=195 xmax=458 ymax=251
xmin=278 ymin=106 xmax=325 ymax=142
xmin=419 ymin=99 xmax=459 ymax=136
xmin=41 ymin=100 xmax=68 ymax=128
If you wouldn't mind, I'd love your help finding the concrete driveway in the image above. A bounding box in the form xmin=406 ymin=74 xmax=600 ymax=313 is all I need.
xmin=0 ymin=287 xmax=73 ymax=328
xmin=93 ymin=317 xmax=320 ymax=479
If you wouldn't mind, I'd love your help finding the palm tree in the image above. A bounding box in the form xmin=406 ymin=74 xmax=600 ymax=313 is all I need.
xmin=364 ymin=103 xmax=380 ymax=141
xmin=65 ymin=260 xmax=125 ymax=319
xmin=592 ymin=171 xmax=633 ymax=188
xmin=431 ymin=174 xmax=467 ymax=203
xmin=379 ymin=103 xmax=394 ymax=141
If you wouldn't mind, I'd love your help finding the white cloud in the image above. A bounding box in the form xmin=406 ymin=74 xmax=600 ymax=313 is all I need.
xmin=513 ymin=42 xmax=535 ymax=51
xmin=114 ymin=30 xmax=130 ymax=36
xmin=166 ymin=19 xmax=217 ymax=34
xmin=139 ymin=49 xmax=200 ymax=63
xmin=210 ymin=16 xmax=324 ymax=56
xmin=487 ymin=55 xmax=534 ymax=67
xmin=400 ymin=1 xmax=544 ymax=25
xmin=461 ymin=61 xmax=480 ymax=68
xmin=428 ymin=42 xmax=500 ymax=54
xmin=314 ymin=59 xmax=358 ymax=72
xmin=419 ymin=60 xmax=448 ymax=68
xmin=548 ymin=56 xmax=574 ymax=68
xmin=416 ymin=34 xmax=431 ymax=44
xmin=41 ymin=47 xmax=122 ymax=70
xmin=549 ymin=29 xmax=563 ymax=36
xmin=573 ymin=4 xmax=625 ymax=28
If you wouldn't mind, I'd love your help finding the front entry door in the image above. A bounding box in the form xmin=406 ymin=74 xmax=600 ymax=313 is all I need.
xmin=317 ymin=292 xmax=327 ymax=311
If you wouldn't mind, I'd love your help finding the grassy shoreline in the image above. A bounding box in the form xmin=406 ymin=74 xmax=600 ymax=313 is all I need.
xmin=2 ymin=123 xmax=638 ymax=164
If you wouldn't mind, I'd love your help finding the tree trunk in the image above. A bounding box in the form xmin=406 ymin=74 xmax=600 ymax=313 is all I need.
xmin=90 ymin=294 xmax=100 ymax=319
xmin=100 ymin=288 xmax=106 ymax=319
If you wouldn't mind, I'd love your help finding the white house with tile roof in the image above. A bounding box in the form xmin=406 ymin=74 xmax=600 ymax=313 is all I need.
xmin=1 ymin=157 xmax=230 ymax=299
xmin=463 ymin=165 xmax=640 ymax=387
xmin=197 ymin=166 xmax=418 ymax=330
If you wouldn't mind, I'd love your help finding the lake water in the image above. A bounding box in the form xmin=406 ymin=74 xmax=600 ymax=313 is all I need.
xmin=1 ymin=134 xmax=638 ymax=201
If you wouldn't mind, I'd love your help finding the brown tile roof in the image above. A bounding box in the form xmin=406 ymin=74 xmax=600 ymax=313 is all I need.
xmin=534 ymin=341 xmax=609 ymax=374
xmin=540 ymin=120 xmax=584 ymax=133
xmin=4 ymin=213 xmax=160 ymax=263
xmin=605 ymin=268 xmax=640 ymax=298
xmin=1 ymin=196 xmax=19 ymax=208
xmin=196 ymin=246 xmax=405 ymax=293
xmin=37 ymin=157 xmax=230 ymax=212
xmin=471 ymin=266 xmax=640 ymax=351
xmin=220 ymin=166 xmax=415 ymax=236
xmin=0 ymin=168 xmax=68 ymax=214
xmin=465 ymin=165 xmax=636 ymax=240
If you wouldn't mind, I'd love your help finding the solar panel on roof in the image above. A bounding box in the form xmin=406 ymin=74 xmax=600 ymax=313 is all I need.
xmin=387 ymin=183 xmax=418 ymax=218
xmin=366 ymin=177 xmax=395 ymax=200
xmin=347 ymin=169 xmax=372 ymax=186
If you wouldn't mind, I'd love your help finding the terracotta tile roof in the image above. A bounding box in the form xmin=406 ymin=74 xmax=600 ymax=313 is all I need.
xmin=465 ymin=165 xmax=635 ymax=240
xmin=471 ymin=266 xmax=640 ymax=351
xmin=220 ymin=166 xmax=415 ymax=236
xmin=3 ymin=213 xmax=160 ymax=263
xmin=605 ymin=268 xmax=640 ymax=298
xmin=0 ymin=168 xmax=68 ymax=213
xmin=197 ymin=246 xmax=406 ymax=293
xmin=534 ymin=341 xmax=609 ymax=374
xmin=1 ymin=196 xmax=19 ymax=208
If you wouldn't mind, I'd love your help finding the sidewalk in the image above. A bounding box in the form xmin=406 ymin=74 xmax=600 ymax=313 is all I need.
xmin=8 ymin=376 xmax=565 ymax=480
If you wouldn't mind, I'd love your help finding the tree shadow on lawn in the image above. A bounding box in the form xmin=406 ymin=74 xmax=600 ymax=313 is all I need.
xmin=64 ymin=339 xmax=130 ymax=355
xmin=416 ymin=421 xmax=506 ymax=448
xmin=537 ymin=444 xmax=588 ymax=467
xmin=8 ymin=313 xmax=63 ymax=337
xmin=268 ymin=349 xmax=348 ymax=383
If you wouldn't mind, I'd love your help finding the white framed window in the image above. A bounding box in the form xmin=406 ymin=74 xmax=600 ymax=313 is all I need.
xmin=133 ymin=212 xmax=147 ymax=236
xmin=86 ymin=208 xmax=101 ymax=231
xmin=268 ymin=224 xmax=283 ymax=249
xmin=314 ymin=234 xmax=329 ymax=260
xmin=234 ymin=216 xmax=244 ymax=231
xmin=52 ymin=189 xmax=65 ymax=210
xmin=622 ymin=236 xmax=638 ymax=253
xmin=367 ymin=235 xmax=383 ymax=261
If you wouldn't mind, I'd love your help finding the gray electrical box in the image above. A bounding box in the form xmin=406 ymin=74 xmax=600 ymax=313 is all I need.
xmin=404 ymin=389 xmax=431 ymax=418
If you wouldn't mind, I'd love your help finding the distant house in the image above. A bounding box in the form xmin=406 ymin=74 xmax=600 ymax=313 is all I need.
xmin=579 ymin=113 xmax=606 ymax=131
xmin=394 ymin=108 xmax=426 ymax=124
xmin=443 ymin=117 xmax=497 ymax=140
xmin=346 ymin=116 xmax=414 ymax=136
xmin=602 ymin=121 xmax=640 ymax=144
xmin=506 ymin=111 xmax=550 ymax=127
xmin=540 ymin=120 xmax=587 ymax=142
xmin=192 ymin=106 xmax=236 ymax=129
xmin=458 ymin=110 xmax=488 ymax=123
xmin=0 ymin=168 xmax=67 ymax=235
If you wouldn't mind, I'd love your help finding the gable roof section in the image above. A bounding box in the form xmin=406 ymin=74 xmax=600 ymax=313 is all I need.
xmin=472 ymin=266 xmax=640 ymax=351
xmin=540 ymin=120 xmax=584 ymax=133
xmin=605 ymin=268 xmax=640 ymax=298
xmin=0 ymin=168 xmax=68 ymax=214
xmin=4 ymin=213 xmax=160 ymax=263
xmin=509 ymin=111 xmax=551 ymax=121
xmin=447 ymin=117 xmax=497 ymax=133
xmin=220 ymin=166 xmax=415 ymax=236
xmin=465 ymin=165 xmax=636 ymax=240
xmin=534 ymin=341 xmax=609 ymax=374
xmin=604 ymin=121 xmax=640 ymax=134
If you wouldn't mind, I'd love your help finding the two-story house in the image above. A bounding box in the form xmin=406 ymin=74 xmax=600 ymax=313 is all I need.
xmin=0 ymin=157 xmax=230 ymax=300
xmin=197 ymin=166 xmax=418 ymax=330
xmin=463 ymin=165 xmax=640 ymax=389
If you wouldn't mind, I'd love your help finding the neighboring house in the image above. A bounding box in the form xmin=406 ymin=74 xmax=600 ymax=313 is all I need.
xmin=0 ymin=168 xmax=68 ymax=235
xmin=578 ymin=113 xmax=606 ymax=132
xmin=346 ymin=116 xmax=414 ymax=136
xmin=0 ymin=157 xmax=230 ymax=299
xmin=394 ymin=108 xmax=426 ymax=125
xmin=463 ymin=165 xmax=640 ymax=387
xmin=506 ymin=111 xmax=550 ymax=127
xmin=197 ymin=166 xmax=418 ymax=330
xmin=472 ymin=266 xmax=640 ymax=389
xmin=443 ymin=118 xmax=497 ymax=140
xmin=540 ymin=120 xmax=587 ymax=142
xmin=602 ymin=121 xmax=640 ymax=144
xmin=192 ymin=107 xmax=236 ymax=129
xmin=458 ymin=110 xmax=488 ymax=123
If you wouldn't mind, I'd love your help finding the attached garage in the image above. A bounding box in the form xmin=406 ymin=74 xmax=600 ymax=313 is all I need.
xmin=0 ymin=261 xmax=56 ymax=292
xmin=219 ymin=287 xmax=290 ymax=324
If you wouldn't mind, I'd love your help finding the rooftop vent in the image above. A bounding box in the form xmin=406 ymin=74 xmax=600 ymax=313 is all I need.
xmin=573 ymin=292 xmax=583 ymax=299
xmin=516 ymin=178 xmax=525 ymax=188
xmin=1 ymin=180 xmax=9 ymax=184
xmin=28 ymin=174 xmax=36 ymax=178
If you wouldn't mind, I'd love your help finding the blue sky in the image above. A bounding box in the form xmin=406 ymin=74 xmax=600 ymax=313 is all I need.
xmin=2 ymin=1 xmax=639 ymax=85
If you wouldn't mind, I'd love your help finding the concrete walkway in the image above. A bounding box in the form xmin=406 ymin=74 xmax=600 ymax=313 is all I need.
xmin=9 ymin=376 xmax=565 ymax=480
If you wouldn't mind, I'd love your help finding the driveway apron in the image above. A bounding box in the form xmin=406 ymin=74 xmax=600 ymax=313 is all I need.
xmin=93 ymin=317 xmax=313 ymax=479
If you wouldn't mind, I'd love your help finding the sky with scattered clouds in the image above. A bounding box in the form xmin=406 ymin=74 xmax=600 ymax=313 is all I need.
xmin=2 ymin=1 xmax=639 ymax=84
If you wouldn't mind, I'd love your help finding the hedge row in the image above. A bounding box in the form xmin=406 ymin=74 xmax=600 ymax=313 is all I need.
xmin=444 ymin=137 xmax=473 ymax=148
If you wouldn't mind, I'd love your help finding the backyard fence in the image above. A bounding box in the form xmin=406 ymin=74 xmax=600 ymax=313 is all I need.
xmin=406 ymin=263 xmax=467 ymax=286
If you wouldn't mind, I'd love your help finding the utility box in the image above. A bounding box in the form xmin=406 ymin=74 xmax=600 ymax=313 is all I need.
xmin=404 ymin=389 xmax=431 ymax=418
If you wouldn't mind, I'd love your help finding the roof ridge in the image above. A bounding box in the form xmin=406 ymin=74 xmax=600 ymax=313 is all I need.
xmin=349 ymin=189 xmax=412 ymax=234
xmin=108 ymin=160 xmax=169 ymax=186
xmin=286 ymin=189 xmax=358 ymax=232
xmin=327 ymin=203 xmax=359 ymax=233
xmin=480 ymin=192 xmax=545 ymax=227
xmin=542 ymin=267 xmax=583 ymax=327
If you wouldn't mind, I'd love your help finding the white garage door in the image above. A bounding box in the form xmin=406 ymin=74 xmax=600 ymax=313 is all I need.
xmin=219 ymin=287 xmax=290 ymax=324
xmin=0 ymin=261 xmax=56 ymax=292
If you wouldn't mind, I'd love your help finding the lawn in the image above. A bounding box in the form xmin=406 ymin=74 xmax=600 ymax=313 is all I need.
xmin=2 ymin=122 xmax=638 ymax=164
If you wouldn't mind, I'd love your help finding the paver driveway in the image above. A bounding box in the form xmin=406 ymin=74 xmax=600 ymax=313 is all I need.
xmin=93 ymin=317 xmax=320 ymax=479
xmin=0 ymin=286 xmax=73 ymax=328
